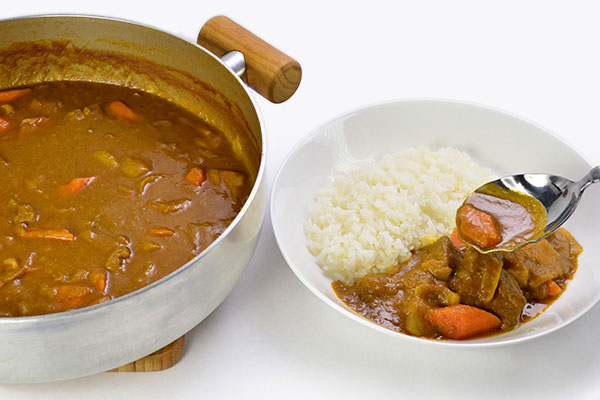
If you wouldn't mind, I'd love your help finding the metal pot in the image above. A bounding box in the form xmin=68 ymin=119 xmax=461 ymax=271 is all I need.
xmin=0 ymin=15 xmax=301 ymax=382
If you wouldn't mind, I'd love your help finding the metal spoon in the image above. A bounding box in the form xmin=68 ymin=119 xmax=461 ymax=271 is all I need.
xmin=473 ymin=166 xmax=600 ymax=251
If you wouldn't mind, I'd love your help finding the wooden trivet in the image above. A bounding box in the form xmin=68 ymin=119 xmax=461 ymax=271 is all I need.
xmin=109 ymin=336 xmax=185 ymax=372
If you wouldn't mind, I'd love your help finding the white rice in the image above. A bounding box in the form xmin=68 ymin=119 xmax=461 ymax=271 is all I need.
xmin=304 ymin=146 xmax=494 ymax=284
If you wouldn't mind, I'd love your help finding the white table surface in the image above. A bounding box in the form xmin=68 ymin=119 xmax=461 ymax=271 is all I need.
xmin=2 ymin=1 xmax=600 ymax=399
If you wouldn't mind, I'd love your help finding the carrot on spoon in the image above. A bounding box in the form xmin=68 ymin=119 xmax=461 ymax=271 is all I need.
xmin=456 ymin=204 xmax=502 ymax=249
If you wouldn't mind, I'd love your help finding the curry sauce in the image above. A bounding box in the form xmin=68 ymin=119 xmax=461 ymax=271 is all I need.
xmin=333 ymin=228 xmax=581 ymax=340
xmin=0 ymin=82 xmax=253 ymax=316
xmin=457 ymin=184 xmax=548 ymax=251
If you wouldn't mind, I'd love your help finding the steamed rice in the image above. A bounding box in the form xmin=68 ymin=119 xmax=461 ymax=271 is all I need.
xmin=304 ymin=146 xmax=494 ymax=284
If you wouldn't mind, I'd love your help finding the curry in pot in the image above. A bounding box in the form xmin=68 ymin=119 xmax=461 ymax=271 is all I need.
xmin=0 ymin=82 xmax=253 ymax=317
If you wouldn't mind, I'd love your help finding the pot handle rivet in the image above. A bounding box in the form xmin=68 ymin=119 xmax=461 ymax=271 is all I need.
xmin=198 ymin=16 xmax=301 ymax=103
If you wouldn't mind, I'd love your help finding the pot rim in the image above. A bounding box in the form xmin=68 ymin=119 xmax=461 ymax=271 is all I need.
xmin=0 ymin=13 xmax=267 ymax=325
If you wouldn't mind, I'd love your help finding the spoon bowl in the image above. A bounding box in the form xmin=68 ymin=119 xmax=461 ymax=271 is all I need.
xmin=469 ymin=166 xmax=600 ymax=252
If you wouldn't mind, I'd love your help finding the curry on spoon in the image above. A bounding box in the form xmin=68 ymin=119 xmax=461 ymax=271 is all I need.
xmin=456 ymin=166 xmax=600 ymax=252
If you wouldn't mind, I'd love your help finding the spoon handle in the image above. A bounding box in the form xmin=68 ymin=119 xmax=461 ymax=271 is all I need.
xmin=589 ymin=165 xmax=600 ymax=183
xmin=577 ymin=165 xmax=600 ymax=193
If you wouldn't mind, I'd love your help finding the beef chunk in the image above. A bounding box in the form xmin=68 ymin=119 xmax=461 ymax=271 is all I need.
xmin=449 ymin=249 xmax=526 ymax=330
xmin=448 ymin=247 xmax=503 ymax=304
xmin=546 ymin=227 xmax=582 ymax=274
xmin=503 ymin=239 xmax=563 ymax=289
xmin=484 ymin=270 xmax=527 ymax=330
xmin=389 ymin=236 xmax=461 ymax=277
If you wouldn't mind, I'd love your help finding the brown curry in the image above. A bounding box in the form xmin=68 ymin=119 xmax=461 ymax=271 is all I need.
xmin=457 ymin=184 xmax=548 ymax=251
xmin=333 ymin=228 xmax=581 ymax=340
xmin=0 ymin=82 xmax=253 ymax=317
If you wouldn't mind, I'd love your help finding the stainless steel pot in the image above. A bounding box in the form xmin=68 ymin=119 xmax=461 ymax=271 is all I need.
xmin=0 ymin=15 xmax=301 ymax=383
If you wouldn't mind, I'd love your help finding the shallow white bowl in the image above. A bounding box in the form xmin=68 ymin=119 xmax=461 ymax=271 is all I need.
xmin=271 ymin=99 xmax=600 ymax=346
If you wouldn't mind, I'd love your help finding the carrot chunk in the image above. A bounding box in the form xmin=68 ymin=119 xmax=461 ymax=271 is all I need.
xmin=108 ymin=100 xmax=139 ymax=122
xmin=57 ymin=176 xmax=96 ymax=196
xmin=457 ymin=204 xmax=501 ymax=249
xmin=449 ymin=228 xmax=466 ymax=248
xmin=0 ymin=116 xmax=12 ymax=132
xmin=0 ymin=88 xmax=31 ymax=103
xmin=148 ymin=227 xmax=175 ymax=237
xmin=54 ymin=285 xmax=92 ymax=310
xmin=545 ymin=280 xmax=562 ymax=297
xmin=425 ymin=304 xmax=502 ymax=340
xmin=185 ymin=167 xmax=207 ymax=186
xmin=55 ymin=285 xmax=91 ymax=301
xmin=16 ymin=226 xmax=75 ymax=241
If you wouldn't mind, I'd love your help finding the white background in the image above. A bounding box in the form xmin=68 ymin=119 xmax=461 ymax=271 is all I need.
xmin=2 ymin=1 xmax=600 ymax=399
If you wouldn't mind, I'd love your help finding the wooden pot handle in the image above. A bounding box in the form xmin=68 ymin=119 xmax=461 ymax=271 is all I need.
xmin=198 ymin=16 xmax=301 ymax=103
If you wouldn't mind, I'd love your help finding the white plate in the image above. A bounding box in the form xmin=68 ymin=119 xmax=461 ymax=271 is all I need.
xmin=271 ymin=99 xmax=600 ymax=346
